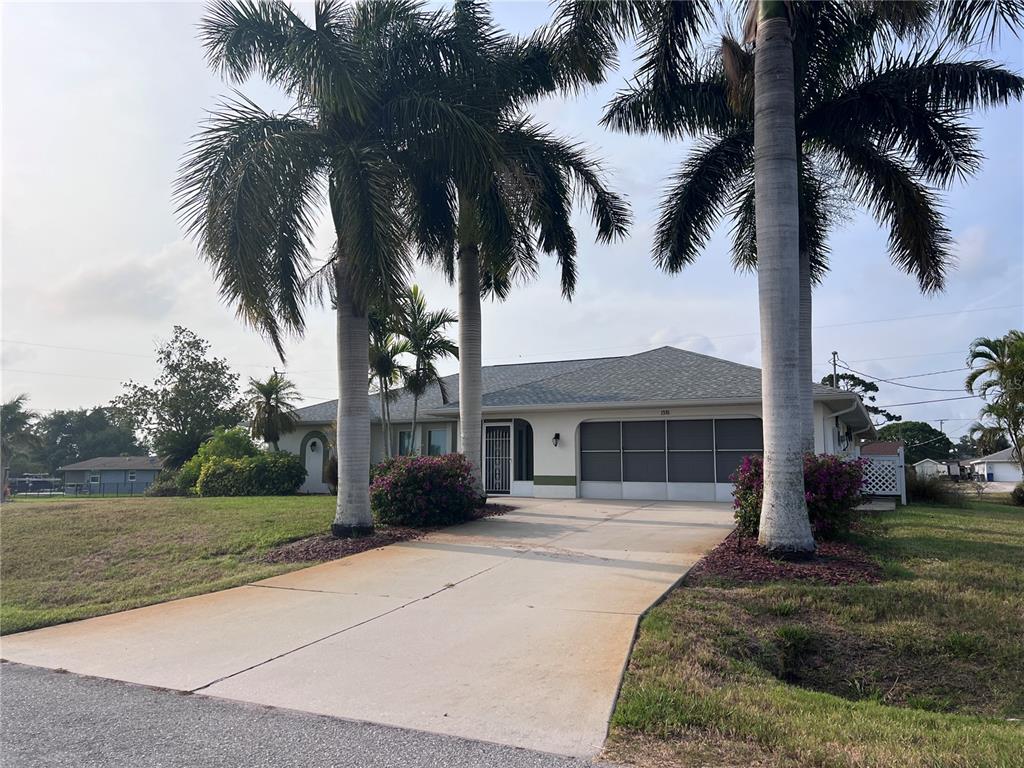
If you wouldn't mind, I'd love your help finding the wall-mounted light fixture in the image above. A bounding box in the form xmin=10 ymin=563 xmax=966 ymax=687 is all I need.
xmin=552 ymin=433 xmax=561 ymax=447
xmin=310 ymin=440 xmax=318 ymax=453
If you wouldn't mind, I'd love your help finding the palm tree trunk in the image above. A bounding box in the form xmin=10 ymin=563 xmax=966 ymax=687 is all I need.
xmin=411 ymin=391 xmax=420 ymax=455
xmin=379 ymin=385 xmax=390 ymax=457
xmin=457 ymin=236 xmax=484 ymax=495
xmin=753 ymin=12 xmax=814 ymax=556
xmin=332 ymin=260 xmax=373 ymax=537
xmin=799 ymin=247 xmax=815 ymax=453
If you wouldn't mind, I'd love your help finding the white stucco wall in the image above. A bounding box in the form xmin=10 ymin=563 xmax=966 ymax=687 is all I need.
xmin=972 ymin=461 xmax=1023 ymax=482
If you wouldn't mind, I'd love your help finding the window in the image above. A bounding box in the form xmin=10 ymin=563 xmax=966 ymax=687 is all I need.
xmin=398 ymin=430 xmax=412 ymax=456
xmin=127 ymin=471 xmax=137 ymax=483
xmin=427 ymin=427 xmax=449 ymax=456
xmin=89 ymin=473 xmax=100 ymax=484
xmin=514 ymin=419 xmax=534 ymax=481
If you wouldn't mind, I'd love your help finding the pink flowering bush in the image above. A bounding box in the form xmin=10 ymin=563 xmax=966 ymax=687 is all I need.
xmin=370 ymin=454 xmax=484 ymax=527
xmin=731 ymin=453 xmax=867 ymax=539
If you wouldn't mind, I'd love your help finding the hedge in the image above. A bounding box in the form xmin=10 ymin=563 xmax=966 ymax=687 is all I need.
xmin=196 ymin=452 xmax=306 ymax=496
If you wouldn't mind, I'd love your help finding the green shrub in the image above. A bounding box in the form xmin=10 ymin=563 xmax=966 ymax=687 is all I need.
xmin=196 ymin=452 xmax=305 ymax=496
xmin=732 ymin=453 xmax=866 ymax=539
xmin=1011 ymin=482 xmax=1024 ymax=506
xmin=178 ymin=427 xmax=259 ymax=493
xmin=370 ymin=454 xmax=483 ymax=527
xmin=905 ymin=472 xmax=964 ymax=505
xmin=144 ymin=470 xmax=192 ymax=497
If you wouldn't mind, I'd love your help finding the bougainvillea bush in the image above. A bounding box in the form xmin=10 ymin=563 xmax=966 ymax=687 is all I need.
xmin=732 ymin=453 xmax=867 ymax=539
xmin=370 ymin=454 xmax=484 ymax=527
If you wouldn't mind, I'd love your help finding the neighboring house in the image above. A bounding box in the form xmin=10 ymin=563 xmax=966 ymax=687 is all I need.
xmin=913 ymin=458 xmax=946 ymax=479
xmin=858 ymin=441 xmax=903 ymax=457
xmin=280 ymin=346 xmax=873 ymax=500
xmin=968 ymin=447 xmax=1023 ymax=482
xmin=58 ymin=456 xmax=163 ymax=492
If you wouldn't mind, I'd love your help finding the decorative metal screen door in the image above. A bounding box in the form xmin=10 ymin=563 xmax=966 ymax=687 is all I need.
xmin=484 ymin=424 xmax=512 ymax=494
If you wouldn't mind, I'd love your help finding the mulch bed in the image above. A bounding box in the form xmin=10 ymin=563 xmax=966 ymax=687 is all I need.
xmin=263 ymin=502 xmax=513 ymax=564
xmin=687 ymin=530 xmax=882 ymax=586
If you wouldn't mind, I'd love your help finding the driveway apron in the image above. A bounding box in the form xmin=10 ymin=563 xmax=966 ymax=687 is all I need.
xmin=1 ymin=498 xmax=733 ymax=757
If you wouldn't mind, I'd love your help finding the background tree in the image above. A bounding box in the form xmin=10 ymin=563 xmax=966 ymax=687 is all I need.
xmin=820 ymin=373 xmax=902 ymax=424
xmin=111 ymin=326 xmax=243 ymax=468
xmin=966 ymin=331 xmax=1024 ymax=464
xmin=245 ymin=372 xmax=300 ymax=451
xmin=33 ymin=407 xmax=147 ymax=475
xmin=400 ymin=285 xmax=457 ymax=454
xmin=877 ymin=420 xmax=955 ymax=465
xmin=1 ymin=394 xmax=39 ymax=485
xmin=182 ymin=0 xmax=502 ymax=536
xmin=368 ymin=303 xmax=410 ymax=458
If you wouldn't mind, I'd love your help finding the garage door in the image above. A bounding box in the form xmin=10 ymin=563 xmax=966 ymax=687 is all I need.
xmin=579 ymin=418 xmax=763 ymax=501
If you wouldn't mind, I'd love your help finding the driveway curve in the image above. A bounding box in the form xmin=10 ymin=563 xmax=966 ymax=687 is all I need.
xmin=1 ymin=498 xmax=733 ymax=757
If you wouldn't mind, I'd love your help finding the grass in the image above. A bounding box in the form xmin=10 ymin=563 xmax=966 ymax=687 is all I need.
xmin=606 ymin=501 xmax=1024 ymax=768
xmin=0 ymin=495 xmax=337 ymax=634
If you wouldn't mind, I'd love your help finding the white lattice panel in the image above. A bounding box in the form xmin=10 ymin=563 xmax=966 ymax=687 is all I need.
xmin=862 ymin=456 xmax=901 ymax=495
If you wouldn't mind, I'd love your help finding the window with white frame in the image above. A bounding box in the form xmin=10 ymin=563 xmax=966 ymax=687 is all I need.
xmin=128 ymin=471 xmax=137 ymax=483
xmin=427 ymin=427 xmax=450 ymax=456
xmin=89 ymin=472 xmax=100 ymax=484
xmin=398 ymin=430 xmax=412 ymax=456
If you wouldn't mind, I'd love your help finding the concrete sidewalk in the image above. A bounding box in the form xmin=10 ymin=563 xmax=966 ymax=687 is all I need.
xmin=1 ymin=498 xmax=732 ymax=757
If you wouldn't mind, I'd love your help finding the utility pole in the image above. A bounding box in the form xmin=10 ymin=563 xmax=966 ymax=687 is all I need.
xmin=831 ymin=351 xmax=839 ymax=387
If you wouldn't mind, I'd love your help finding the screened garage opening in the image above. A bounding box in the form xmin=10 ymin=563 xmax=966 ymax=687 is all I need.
xmin=579 ymin=418 xmax=763 ymax=501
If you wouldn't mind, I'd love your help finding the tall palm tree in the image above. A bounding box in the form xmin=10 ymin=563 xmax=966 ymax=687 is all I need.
xmin=1 ymin=394 xmax=38 ymax=489
xmin=551 ymin=0 xmax=1023 ymax=553
xmin=177 ymin=0 xmax=499 ymax=536
xmin=368 ymin=302 xmax=410 ymax=457
xmin=245 ymin=372 xmax=300 ymax=451
xmin=400 ymin=285 xmax=458 ymax=454
xmin=416 ymin=0 xmax=630 ymax=492
xmin=966 ymin=331 xmax=1024 ymax=463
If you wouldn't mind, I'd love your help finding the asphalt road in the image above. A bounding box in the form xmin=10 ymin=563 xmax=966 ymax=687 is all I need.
xmin=0 ymin=663 xmax=606 ymax=768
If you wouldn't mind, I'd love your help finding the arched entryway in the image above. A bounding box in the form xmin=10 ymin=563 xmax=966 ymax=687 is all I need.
xmin=299 ymin=430 xmax=330 ymax=493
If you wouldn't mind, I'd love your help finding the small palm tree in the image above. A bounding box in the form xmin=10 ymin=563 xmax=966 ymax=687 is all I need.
xmin=400 ymin=285 xmax=457 ymax=454
xmin=178 ymin=0 xmax=501 ymax=537
xmin=1 ymin=394 xmax=38 ymax=489
xmin=368 ymin=303 xmax=410 ymax=457
xmin=966 ymin=331 xmax=1024 ymax=463
xmin=246 ymin=372 xmax=300 ymax=451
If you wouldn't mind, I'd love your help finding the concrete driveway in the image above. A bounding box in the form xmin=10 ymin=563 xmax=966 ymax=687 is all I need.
xmin=1 ymin=498 xmax=732 ymax=757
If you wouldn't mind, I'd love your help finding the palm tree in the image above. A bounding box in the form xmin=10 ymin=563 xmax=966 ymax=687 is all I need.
xmin=1 ymin=394 xmax=38 ymax=490
xmin=400 ymin=285 xmax=458 ymax=454
xmin=552 ymin=0 xmax=1023 ymax=553
xmin=368 ymin=303 xmax=410 ymax=457
xmin=968 ymin=416 xmax=1011 ymax=458
xmin=245 ymin=372 xmax=300 ymax=451
xmin=417 ymin=0 xmax=630 ymax=492
xmin=966 ymin=331 xmax=1024 ymax=463
xmin=177 ymin=0 xmax=500 ymax=536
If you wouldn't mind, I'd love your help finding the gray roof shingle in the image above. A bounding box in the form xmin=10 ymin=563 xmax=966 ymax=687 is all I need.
xmin=59 ymin=456 xmax=164 ymax=471
xmin=969 ymin=447 xmax=1020 ymax=464
xmin=293 ymin=346 xmax=845 ymax=423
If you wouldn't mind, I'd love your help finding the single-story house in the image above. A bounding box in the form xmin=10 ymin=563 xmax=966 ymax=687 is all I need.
xmin=59 ymin=456 xmax=163 ymax=492
xmin=912 ymin=458 xmax=946 ymax=479
xmin=968 ymin=447 xmax=1023 ymax=482
xmin=281 ymin=346 xmax=873 ymax=501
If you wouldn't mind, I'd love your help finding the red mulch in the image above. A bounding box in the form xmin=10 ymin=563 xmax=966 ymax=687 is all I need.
xmin=687 ymin=530 xmax=882 ymax=586
xmin=263 ymin=502 xmax=512 ymax=564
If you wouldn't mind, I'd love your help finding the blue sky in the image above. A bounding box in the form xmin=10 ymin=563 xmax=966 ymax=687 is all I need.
xmin=2 ymin=2 xmax=1022 ymax=445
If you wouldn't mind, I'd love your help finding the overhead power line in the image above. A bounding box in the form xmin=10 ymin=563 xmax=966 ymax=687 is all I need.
xmin=836 ymin=363 xmax=967 ymax=392
xmin=876 ymin=394 xmax=981 ymax=407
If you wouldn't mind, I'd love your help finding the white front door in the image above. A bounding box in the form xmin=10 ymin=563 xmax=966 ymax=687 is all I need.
xmin=484 ymin=423 xmax=513 ymax=494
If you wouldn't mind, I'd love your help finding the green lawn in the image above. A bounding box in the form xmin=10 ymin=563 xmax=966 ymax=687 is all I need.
xmin=606 ymin=501 xmax=1024 ymax=768
xmin=0 ymin=495 xmax=336 ymax=634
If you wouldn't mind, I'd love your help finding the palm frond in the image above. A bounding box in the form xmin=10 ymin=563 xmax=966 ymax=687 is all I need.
xmin=654 ymin=130 xmax=752 ymax=273
xmin=940 ymin=0 xmax=1024 ymax=44
xmin=820 ymin=139 xmax=952 ymax=293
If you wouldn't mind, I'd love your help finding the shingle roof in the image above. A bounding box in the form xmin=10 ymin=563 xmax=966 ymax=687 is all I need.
xmin=58 ymin=456 xmax=164 ymax=471
xmin=969 ymin=447 xmax=1020 ymax=464
xmin=293 ymin=346 xmax=848 ymax=423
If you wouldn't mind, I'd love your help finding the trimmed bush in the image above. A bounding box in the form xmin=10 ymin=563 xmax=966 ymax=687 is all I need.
xmin=178 ymin=427 xmax=260 ymax=493
xmin=732 ymin=453 xmax=867 ymax=539
xmin=1011 ymin=482 xmax=1024 ymax=507
xmin=370 ymin=454 xmax=483 ymax=527
xmin=196 ymin=452 xmax=306 ymax=496
xmin=905 ymin=471 xmax=965 ymax=505
xmin=144 ymin=470 xmax=192 ymax=497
